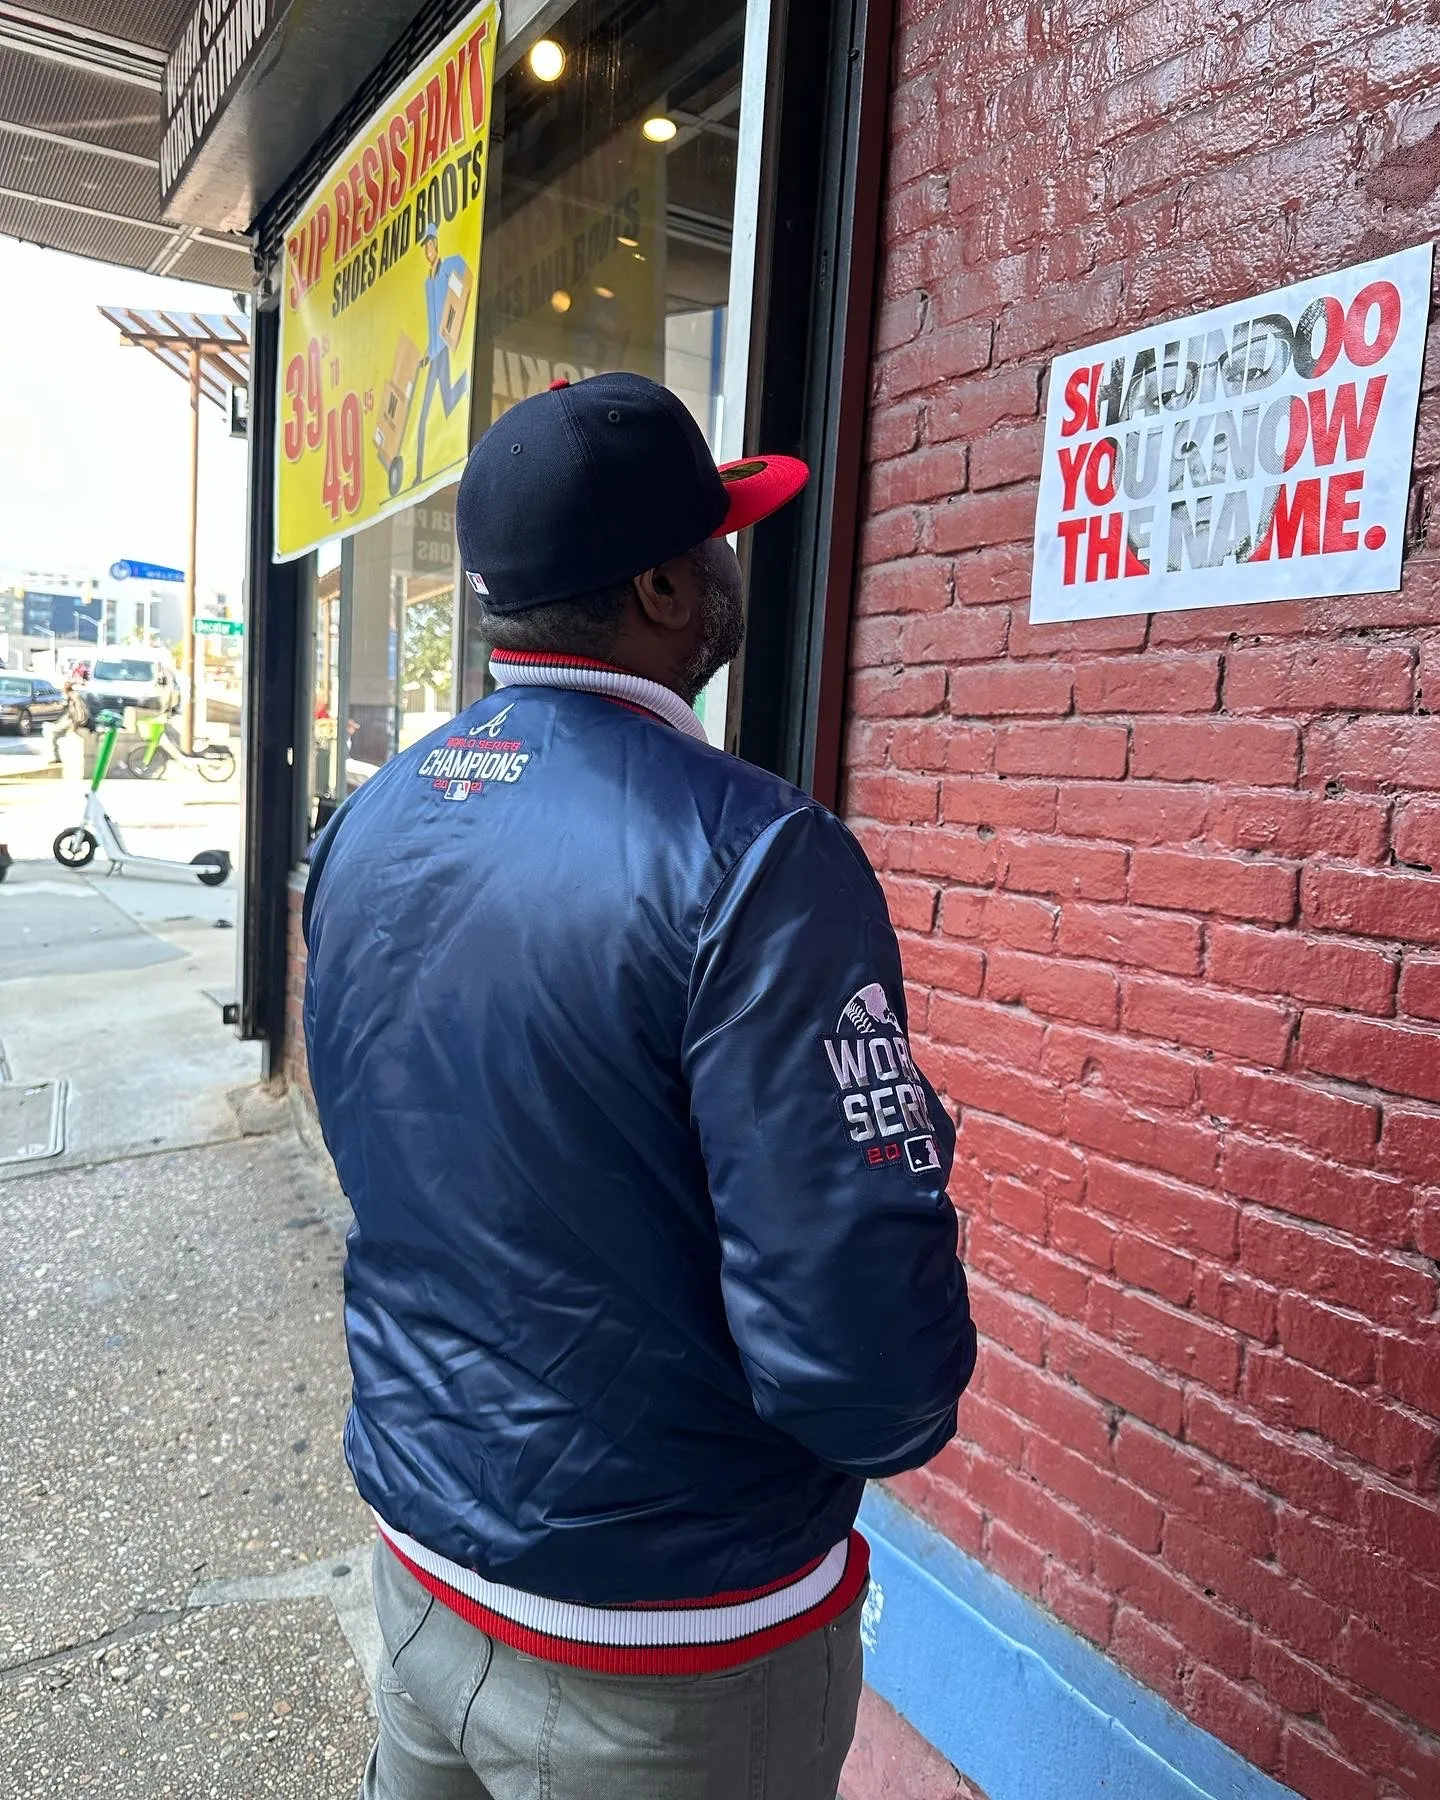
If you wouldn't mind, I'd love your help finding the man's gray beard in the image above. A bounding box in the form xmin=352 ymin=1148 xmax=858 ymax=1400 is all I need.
xmin=677 ymin=568 xmax=746 ymax=705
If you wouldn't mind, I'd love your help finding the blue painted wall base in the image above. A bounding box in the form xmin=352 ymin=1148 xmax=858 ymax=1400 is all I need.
xmin=858 ymin=1488 xmax=1298 ymax=1800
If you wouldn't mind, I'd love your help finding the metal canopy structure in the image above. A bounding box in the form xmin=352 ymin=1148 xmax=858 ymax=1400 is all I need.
xmin=0 ymin=1 xmax=253 ymax=286
xmin=99 ymin=302 xmax=251 ymax=753
xmin=98 ymin=305 xmax=249 ymax=409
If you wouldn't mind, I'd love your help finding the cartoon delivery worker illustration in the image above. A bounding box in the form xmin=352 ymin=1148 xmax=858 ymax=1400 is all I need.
xmin=414 ymin=220 xmax=473 ymax=485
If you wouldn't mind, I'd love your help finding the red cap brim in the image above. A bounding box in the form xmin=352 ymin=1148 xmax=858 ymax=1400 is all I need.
xmin=714 ymin=454 xmax=810 ymax=535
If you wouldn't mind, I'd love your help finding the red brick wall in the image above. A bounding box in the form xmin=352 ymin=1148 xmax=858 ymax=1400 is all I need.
xmin=845 ymin=3 xmax=1440 ymax=1796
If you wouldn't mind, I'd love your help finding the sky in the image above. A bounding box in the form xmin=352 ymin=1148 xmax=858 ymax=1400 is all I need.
xmin=0 ymin=237 xmax=251 ymax=604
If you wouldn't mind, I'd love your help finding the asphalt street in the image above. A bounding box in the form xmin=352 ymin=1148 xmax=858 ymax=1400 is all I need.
xmin=0 ymin=755 xmax=378 ymax=1798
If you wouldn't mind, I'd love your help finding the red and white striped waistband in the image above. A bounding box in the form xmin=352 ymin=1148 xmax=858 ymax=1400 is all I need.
xmin=374 ymin=1514 xmax=869 ymax=1675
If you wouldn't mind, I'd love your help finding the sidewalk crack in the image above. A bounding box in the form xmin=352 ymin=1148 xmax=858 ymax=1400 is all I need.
xmin=0 ymin=1609 xmax=185 ymax=1685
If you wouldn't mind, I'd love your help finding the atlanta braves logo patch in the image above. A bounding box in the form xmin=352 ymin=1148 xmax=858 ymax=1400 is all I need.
xmin=468 ymin=702 xmax=516 ymax=739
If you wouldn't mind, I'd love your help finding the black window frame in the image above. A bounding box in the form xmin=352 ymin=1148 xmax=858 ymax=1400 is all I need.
xmin=733 ymin=0 xmax=892 ymax=808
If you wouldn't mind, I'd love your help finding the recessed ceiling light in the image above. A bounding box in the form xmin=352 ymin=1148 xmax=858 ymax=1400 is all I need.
xmin=642 ymin=116 xmax=677 ymax=143
xmin=616 ymin=234 xmax=639 ymax=248
xmin=594 ymin=286 xmax=615 ymax=299
xmin=550 ymin=289 xmax=572 ymax=313
xmin=528 ymin=38 xmax=565 ymax=81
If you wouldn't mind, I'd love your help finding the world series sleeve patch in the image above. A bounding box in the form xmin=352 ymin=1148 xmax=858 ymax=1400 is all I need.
xmin=823 ymin=983 xmax=941 ymax=1175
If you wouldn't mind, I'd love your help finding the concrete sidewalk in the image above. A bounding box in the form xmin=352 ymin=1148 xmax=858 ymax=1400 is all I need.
xmin=0 ymin=852 xmax=377 ymax=1798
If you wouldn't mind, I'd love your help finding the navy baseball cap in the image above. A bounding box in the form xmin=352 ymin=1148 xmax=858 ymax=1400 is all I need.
xmin=456 ymin=372 xmax=808 ymax=614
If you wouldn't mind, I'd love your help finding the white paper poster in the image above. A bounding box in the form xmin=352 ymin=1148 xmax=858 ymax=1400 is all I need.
xmin=1029 ymin=244 xmax=1433 ymax=623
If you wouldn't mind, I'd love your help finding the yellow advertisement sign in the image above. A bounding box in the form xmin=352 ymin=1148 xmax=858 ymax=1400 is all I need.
xmin=274 ymin=1 xmax=498 ymax=562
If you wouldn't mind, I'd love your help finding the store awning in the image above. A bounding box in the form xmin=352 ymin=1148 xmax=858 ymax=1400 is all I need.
xmin=0 ymin=2 xmax=253 ymax=287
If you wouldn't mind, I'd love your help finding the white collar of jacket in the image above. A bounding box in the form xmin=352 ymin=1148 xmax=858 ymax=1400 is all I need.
xmin=488 ymin=652 xmax=710 ymax=743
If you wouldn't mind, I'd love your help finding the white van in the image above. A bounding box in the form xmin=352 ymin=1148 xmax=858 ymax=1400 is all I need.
xmin=72 ymin=654 xmax=181 ymax=728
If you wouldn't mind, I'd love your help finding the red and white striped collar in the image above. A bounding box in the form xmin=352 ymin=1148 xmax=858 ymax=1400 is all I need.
xmin=488 ymin=651 xmax=710 ymax=743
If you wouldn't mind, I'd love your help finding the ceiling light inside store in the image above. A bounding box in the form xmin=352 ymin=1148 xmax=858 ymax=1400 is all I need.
xmin=550 ymin=289 xmax=573 ymax=313
xmin=529 ymin=38 xmax=566 ymax=81
xmin=642 ymin=116 xmax=677 ymax=143
xmin=616 ymin=235 xmax=639 ymax=248
xmin=594 ymin=286 xmax=615 ymax=299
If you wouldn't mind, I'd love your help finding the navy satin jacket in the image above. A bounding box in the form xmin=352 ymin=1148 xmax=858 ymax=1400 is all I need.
xmin=303 ymin=681 xmax=975 ymax=1606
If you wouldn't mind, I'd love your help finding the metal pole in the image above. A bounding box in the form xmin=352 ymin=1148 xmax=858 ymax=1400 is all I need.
xmin=701 ymin=0 xmax=772 ymax=753
xmin=183 ymin=345 xmax=201 ymax=752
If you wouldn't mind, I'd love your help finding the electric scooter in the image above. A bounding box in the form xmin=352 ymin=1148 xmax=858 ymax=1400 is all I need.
xmin=52 ymin=712 xmax=231 ymax=885
xmin=125 ymin=713 xmax=236 ymax=783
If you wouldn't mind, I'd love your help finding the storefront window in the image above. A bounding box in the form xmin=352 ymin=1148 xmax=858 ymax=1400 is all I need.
xmin=346 ymin=490 xmax=460 ymax=778
xmin=301 ymin=0 xmax=747 ymax=842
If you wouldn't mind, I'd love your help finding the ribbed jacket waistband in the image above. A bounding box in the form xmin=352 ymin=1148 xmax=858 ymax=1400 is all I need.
xmin=374 ymin=1514 xmax=870 ymax=1675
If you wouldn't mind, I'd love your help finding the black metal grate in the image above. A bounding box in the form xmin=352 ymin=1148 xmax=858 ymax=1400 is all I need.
xmin=166 ymin=235 xmax=256 ymax=290
xmin=0 ymin=190 xmax=163 ymax=269
xmin=0 ymin=20 xmax=260 ymax=283
xmin=22 ymin=1 xmax=196 ymax=53
xmin=0 ymin=123 xmax=163 ymax=220
xmin=0 ymin=44 xmax=162 ymax=158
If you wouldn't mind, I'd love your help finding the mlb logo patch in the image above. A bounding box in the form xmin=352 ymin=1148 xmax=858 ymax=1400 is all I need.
xmin=466 ymin=571 xmax=489 ymax=595
xmin=443 ymin=780 xmax=471 ymax=802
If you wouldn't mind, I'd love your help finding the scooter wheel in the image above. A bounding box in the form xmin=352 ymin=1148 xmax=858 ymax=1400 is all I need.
xmin=388 ymin=456 xmax=405 ymax=497
xmin=125 ymin=744 xmax=167 ymax=779
xmin=193 ymin=849 xmax=231 ymax=887
xmin=54 ymin=827 xmax=97 ymax=869
xmin=197 ymin=745 xmax=236 ymax=783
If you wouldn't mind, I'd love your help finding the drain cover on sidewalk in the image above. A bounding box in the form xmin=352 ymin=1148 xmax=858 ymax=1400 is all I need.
xmin=0 ymin=1078 xmax=67 ymax=1166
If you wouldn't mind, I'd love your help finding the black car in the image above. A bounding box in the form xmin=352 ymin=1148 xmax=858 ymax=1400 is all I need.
xmin=0 ymin=674 xmax=67 ymax=735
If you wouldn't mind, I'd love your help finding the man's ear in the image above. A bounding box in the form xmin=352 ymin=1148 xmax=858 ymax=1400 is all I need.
xmin=634 ymin=561 xmax=693 ymax=632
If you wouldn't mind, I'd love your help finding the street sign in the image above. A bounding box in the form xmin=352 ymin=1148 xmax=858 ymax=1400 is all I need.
xmin=111 ymin=560 xmax=185 ymax=582
xmin=194 ymin=617 xmax=244 ymax=637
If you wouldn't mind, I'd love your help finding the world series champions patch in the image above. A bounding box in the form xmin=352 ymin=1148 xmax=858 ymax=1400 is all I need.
xmin=416 ymin=702 xmax=533 ymax=803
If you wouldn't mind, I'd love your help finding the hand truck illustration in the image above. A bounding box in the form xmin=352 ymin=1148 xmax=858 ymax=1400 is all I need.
xmin=374 ymin=332 xmax=424 ymax=498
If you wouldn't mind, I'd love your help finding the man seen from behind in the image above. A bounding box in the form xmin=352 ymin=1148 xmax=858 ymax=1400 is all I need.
xmin=304 ymin=373 xmax=977 ymax=1800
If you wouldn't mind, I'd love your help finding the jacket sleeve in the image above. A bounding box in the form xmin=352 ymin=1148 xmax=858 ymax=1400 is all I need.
xmin=682 ymin=805 xmax=976 ymax=1477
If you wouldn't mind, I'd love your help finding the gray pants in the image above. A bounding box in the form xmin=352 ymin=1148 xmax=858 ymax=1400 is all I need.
xmin=362 ymin=1539 xmax=864 ymax=1800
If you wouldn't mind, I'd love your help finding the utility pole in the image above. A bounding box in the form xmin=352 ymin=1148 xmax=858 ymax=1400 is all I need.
xmin=182 ymin=346 xmax=201 ymax=753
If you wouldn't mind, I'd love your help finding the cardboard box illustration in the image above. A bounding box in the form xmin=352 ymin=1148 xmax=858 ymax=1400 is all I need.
xmin=375 ymin=333 xmax=424 ymax=465
xmin=440 ymin=264 xmax=474 ymax=354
